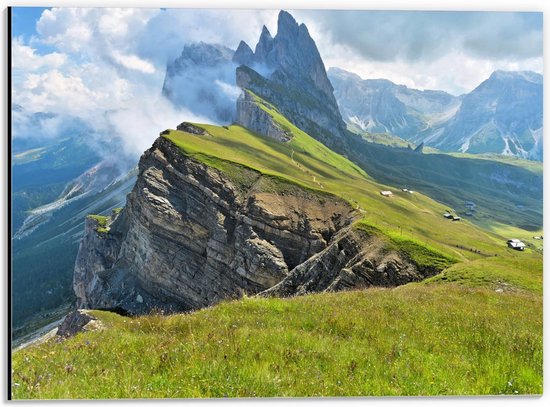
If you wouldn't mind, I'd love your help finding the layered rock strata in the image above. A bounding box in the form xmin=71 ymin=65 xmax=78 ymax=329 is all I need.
xmin=74 ymin=136 xmax=355 ymax=314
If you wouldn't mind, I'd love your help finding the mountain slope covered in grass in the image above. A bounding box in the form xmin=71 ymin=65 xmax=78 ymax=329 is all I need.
xmin=12 ymin=284 xmax=542 ymax=398
xmin=12 ymin=92 xmax=543 ymax=398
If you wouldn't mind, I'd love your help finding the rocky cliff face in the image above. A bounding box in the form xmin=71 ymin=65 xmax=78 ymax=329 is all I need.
xmin=75 ymin=136 xmax=356 ymax=313
xmin=74 ymin=135 xmax=439 ymax=315
xmin=234 ymin=11 xmax=348 ymax=149
xmin=263 ymin=227 xmax=439 ymax=297
xmin=236 ymin=90 xmax=291 ymax=142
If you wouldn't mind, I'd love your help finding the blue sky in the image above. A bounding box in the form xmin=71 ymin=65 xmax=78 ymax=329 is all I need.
xmin=11 ymin=7 xmax=47 ymax=41
xmin=11 ymin=7 xmax=57 ymax=55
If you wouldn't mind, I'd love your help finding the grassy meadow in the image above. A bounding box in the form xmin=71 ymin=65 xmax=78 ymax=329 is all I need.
xmin=11 ymin=93 xmax=543 ymax=398
xmin=11 ymin=285 xmax=542 ymax=398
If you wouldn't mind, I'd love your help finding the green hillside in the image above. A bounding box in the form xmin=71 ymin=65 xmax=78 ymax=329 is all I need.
xmin=344 ymin=137 xmax=541 ymax=232
xmin=346 ymin=123 xmax=413 ymax=149
xmin=11 ymin=94 xmax=542 ymax=398
xmin=11 ymin=285 xmax=541 ymax=398
xmin=445 ymin=151 xmax=543 ymax=176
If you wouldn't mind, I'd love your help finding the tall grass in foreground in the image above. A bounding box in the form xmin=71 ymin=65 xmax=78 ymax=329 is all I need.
xmin=12 ymin=284 xmax=542 ymax=399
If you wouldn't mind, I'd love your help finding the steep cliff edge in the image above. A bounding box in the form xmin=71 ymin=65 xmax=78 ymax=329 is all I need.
xmin=262 ymin=227 xmax=440 ymax=297
xmin=74 ymin=135 xmax=356 ymax=314
xmin=236 ymin=90 xmax=291 ymax=142
xmin=74 ymin=130 xmax=446 ymax=315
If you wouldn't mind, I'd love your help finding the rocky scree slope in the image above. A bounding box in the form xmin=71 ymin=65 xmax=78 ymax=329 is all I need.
xmin=74 ymin=132 xmax=441 ymax=315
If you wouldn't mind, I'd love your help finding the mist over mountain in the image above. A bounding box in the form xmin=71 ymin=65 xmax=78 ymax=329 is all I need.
xmin=11 ymin=104 xmax=137 ymax=334
xmin=162 ymin=11 xmax=347 ymax=148
xmin=162 ymin=43 xmax=240 ymax=123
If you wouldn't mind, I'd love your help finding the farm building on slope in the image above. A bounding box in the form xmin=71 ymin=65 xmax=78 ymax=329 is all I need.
xmin=507 ymin=239 xmax=526 ymax=251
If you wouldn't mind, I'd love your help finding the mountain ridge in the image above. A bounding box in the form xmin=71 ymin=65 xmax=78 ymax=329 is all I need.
xmin=329 ymin=67 xmax=542 ymax=160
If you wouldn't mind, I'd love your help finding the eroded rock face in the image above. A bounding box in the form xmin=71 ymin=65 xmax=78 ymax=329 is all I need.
xmin=261 ymin=228 xmax=439 ymax=297
xmin=74 ymin=136 xmax=356 ymax=314
xmin=233 ymin=11 xmax=349 ymax=150
xmin=236 ymin=91 xmax=291 ymax=142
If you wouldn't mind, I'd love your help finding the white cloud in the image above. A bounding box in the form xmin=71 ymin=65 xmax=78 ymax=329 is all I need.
xmin=107 ymin=95 xmax=212 ymax=157
xmin=36 ymin=8 xmax=159 ymax=55
xmin=15 ymin=70 xmax=105 ymax=115
xmin=12 ymin=37 xmax=67 ymax=70
xmin=135 ymin=9 xmax=278 ymax=66
xmin=11 ymin=7 xmax=284 ymax=160
xmin=324 ymin=44 xmax=543 ymax=95
xmin=302 ymin=16 xmax=543 ymax=95
xmin=111 ymin=51 xmax=156 ymax=74
xmin=215 ymin=80 xmax=242 ymax=100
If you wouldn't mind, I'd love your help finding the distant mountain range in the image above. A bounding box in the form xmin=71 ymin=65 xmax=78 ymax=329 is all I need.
xmin=163 ymin=41 xmax=542 ymax=161
xmin=328 ymin=68 xmax=542 ymax=161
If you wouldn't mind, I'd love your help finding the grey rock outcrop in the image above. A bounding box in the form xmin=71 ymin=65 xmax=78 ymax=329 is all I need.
xmin=262 ymin=228 xmax=439 ymax=297
xmin=236 ymin=91 xmax=291 ymax=142
xmin=176 ymin=122 xmax=209 ymax=135
xmin=74 ymin=136 xmax=356 ymax=314
xmin=233 ymin=41 xmax=255 ymax=66
xmin=56 ymin=310 xmax=97 ymax=338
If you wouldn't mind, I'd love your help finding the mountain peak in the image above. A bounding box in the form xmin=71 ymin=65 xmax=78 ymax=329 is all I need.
xmin=488 ymin=70 xmax=542 ymax=84
xmin=327 ymin=67 xmax=363 ymax=82
xmin=236 ymin=10 xmax=347 ymax=146
xmin=233 ymin=40 xmax=255 ymax=65
xmin=255 ymin=25 xmax=275 ymax=63
xmin=260 ymin=25 xmax=272 ymax=39
xmin=277 ymin=10 xmax=299 ymax=36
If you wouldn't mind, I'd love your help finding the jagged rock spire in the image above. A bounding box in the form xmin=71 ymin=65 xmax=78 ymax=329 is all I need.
xmin=254 ymin=25 xmax=274 ymax=63
xmin=235 ymin=10 xmax=348 ymax=146
xmin=233 ymin=40 xmax=255 ymax=65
